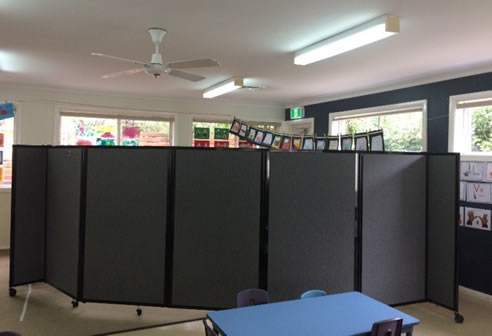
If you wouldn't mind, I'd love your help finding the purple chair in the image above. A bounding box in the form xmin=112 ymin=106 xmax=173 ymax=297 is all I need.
xmin=300 ymin=289 xmax=327 ymax=299
xmin=370 ymin=318 xmax=402 ymax=336
xmin=236 ymin=288 xmax=269 ymax=308
xmin=202 ymin=319 xmax=219 ymax=336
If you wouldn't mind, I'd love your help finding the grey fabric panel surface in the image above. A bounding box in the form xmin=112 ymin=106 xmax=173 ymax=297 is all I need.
xmin=268 ymin=152 xmax=356 ymax=302
xmin=45 ymin=148 xmax=82 ymax=297
xmin=361 ymin=154 xmax=426 ymax=305
xmin=427 ymin=155 xmax=457 ymax=309
xmin=10 ymin=147 xmax=47 ymax=285
xmin=83 ymin=148 xmax=168 ymax=305
xmin=172 ymin=150 xmax=261 ymax=309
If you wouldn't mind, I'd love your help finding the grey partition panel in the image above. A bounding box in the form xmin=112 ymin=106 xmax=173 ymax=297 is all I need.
xmin=45 ymin=148 xmax=82 ymax=297
xmin=172 ymin=150 xmax=261 ymax=309
xmin=10 ymin=146 xmax=47 ymax=286
xmin=268 ymin=152 xmax=356 ymax=302
xmin=83 ymin=148 xmax=168 ymax=305
xmin=361 ymin=154 xmax=426 ymax=305
xmin=427 ymin=155 xmax=458 ymax=310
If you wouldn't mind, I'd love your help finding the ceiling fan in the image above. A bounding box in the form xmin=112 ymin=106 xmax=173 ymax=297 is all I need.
xmin=92 ymin=27 xmax=219 ymax=82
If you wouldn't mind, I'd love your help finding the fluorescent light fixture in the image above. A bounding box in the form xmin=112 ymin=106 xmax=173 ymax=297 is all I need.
xmin=294 ymin=15 xmax=400 ymax=66
xmin=203 ymin=78 xmax=243 ymax=98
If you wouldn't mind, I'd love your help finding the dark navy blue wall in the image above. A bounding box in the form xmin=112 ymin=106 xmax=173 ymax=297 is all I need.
xmin=286 ymin=71 xmax=492 ymax=152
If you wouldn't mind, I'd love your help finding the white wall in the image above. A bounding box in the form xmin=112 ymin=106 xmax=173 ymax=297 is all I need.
xmin=0 ymin=84 xmax=285 ymax=248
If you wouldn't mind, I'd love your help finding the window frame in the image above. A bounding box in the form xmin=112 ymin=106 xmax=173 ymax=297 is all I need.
xmin=56 ymin=105 xmax=175 ymax=146
xmin=328 ymin=100 xmax=428 ymax=152
xmin=449 ymin=91 xmax=492 ymax=162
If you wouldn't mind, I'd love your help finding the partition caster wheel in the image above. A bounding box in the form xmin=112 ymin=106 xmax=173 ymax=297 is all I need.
xmin=72 ymin=300 xmax=79 ymax=308
xmin=454 ymin=312 xmax=464 ymax=324
xmin=9 ymin=288 xmax=17 ymax=297
xmin=136 ymin=308 xmax=142 ymax=316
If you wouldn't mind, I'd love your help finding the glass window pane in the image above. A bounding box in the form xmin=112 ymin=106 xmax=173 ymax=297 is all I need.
xmin=470 ymin=106 xmax=492 ymax=153
xmin=60 ymin=116 xmax=117 ymax=146
xmin=0 ymin=117 xmax=14 ymax=186
xmin=120 ymin=119 xmax=171 ymax=146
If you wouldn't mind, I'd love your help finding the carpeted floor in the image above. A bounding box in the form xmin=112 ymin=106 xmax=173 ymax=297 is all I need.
xmin=0 ymin=250 xmax=206 ymax=336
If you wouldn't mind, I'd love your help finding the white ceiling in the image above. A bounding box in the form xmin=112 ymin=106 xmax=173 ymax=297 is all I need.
xmin=1 ymin=0 xmax=492 ymax=105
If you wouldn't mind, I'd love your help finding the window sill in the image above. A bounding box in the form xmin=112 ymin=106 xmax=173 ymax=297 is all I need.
xmin=460 ymin=154 xmax=492 ymax=162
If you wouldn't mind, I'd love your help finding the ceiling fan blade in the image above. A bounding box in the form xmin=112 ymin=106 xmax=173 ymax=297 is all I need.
xmin=91 ymin=52 xmax=147 ymax=66
xmin=166 ymin=58 xmax=219 ymax=69
xmin=168 ymin=69 xmax=205 ymax=82
xmin=101 ymin=68 xmax=144 ymax=79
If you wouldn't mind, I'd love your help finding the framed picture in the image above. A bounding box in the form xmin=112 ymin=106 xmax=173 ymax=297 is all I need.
xmin=230 ymin=119 xmax=241 ymax=135
xmin=459 ymin=207 xmax=465 ymax=226
xmin=302 ymin=137 xmax=314 ymax=150
xmin=261 ymin=132 xmax=274 ymax=147
xmin=271 ymin=134 xmax=282 ymax=149
xmin=327 ymin=136 xmax=339 ymax=150
xmin=466 ymin=183 xmax=491 ymax=204
xmin=354 ymin=133 xmax=368 ymax=151
xmin=247 ymin=128 xmax=257 ymax=142
xmin=292 ymin=136 xmax=302 ymax=150
xmin=460 ymin=181 xmax=466 ymax=201
xmin=341 ymin=135 xmax=353 ymax=151
xmin=485 ymin=162 xmax=492 ymax=182
xmin=369 ymin=131 xmax=384 ymax=151
xmin=254 ymin=130 xmax=265 ymax=145
xmin=464 ymin=207 xmax=491 ymax=231
xmin=238 ymin=123 xmax=248 ymax=138
xmin=315 ymin=138 xmax=326 ymax=151
xmin=281 ymin=136 xmax=292 ymax=150
xmin=461 ymin=161 xmax=484 ymax=181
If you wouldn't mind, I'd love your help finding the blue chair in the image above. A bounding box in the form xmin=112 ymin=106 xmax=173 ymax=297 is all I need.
xmin=300 ymin=289 xmax=327 ymax=299
xmin=236 ymin=288 xmax=269 ymax=307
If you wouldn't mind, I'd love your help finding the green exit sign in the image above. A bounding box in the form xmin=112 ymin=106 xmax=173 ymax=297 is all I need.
xmin=290 ymin=107 xmax=303 ymax=119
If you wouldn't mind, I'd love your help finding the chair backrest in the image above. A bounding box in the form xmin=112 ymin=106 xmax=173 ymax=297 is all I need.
xmin=202 ymin=319 xmax=218 ymax=336
xmin=300 ymin=289 xmax=327 ymax=299
xmin=236 ymin=288 xmax=269 ymax=307
xmin=370 ymin=318 xmax=403 ymax=336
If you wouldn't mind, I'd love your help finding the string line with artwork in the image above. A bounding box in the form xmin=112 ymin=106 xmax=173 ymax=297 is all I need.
xmin=458 ymin=161 xmax=492 ymax=231
xmin=229 ymin=118 xmax=385 ymax=151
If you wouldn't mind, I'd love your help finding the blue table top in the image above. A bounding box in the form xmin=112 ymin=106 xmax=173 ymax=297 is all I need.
xmin=207 ymin=291 xmax=420 ymax=336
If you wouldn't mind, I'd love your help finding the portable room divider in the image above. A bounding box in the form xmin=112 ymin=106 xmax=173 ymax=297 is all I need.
xmin=8 ymin=145 xmax=462 ymax=322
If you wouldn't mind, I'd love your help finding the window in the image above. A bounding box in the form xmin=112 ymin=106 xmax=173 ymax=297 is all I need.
xmin=192 ymin=120 xmax=280 ymax=148
xmin=60 ymin=114 xmax=172 ymax=146
xmin=329 ymin=101 xmax=426 ymax=152
xmin=450 ymin=93 xmax=492 ymax=158
xmin=0 ymin=117 xmax=14 ymax=187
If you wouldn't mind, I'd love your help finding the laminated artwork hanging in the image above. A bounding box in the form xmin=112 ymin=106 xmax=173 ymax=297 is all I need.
xmin=230 ymin=119 xmax=241 ymax=135
xmin=369 ymin=130 xmax=384 ymax=151
xmin=281 ymin=136 xmax=292 ymax=150
xmin=315 ymin=137 xmax=326 ymax=151
xmin=464 ymin=207 xmax=491 ymax=231
xmin=341 ymin=135 xmax=353 ymax=151
xmin=247 ymin=128 xmax=257 ymax=142
xmin=271 ymin=134 xmax=282 ymax=149
xmin=238 ymin=123 xmax=248 ymax=138
xmin=327 ymin=136 xmax=339 ymax=150
xmin=292 ymin=136 xmax=302 ymax=150
xmin=261 ymin=132 xmax=274 ymax=148
xmin=354 ymin=132 xmax=368 ymax=151
xmin=302 ymin=137 xmax=314 ymax=150
xmin=254 ymin=130 xmax=265 ymax=145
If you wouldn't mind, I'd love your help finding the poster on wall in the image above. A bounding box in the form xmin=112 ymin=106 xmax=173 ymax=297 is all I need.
xmin=459 ymin=207 xmax=465 ymax=226
xmin=460 ymin=182 xmax=466 ymax=201
xmin=461 ymin=161 xmax=484 ymax=181
xmin=214 ymin=140 xmax=229 ymax=148
xmin=194 ymin=140 xmax=210 ymax=147
xmin=466 ymin=183 xmax=492 ymax=204
xmin=194 ymin=127 xmax=210 ymax=139
xmin=464 ymin=207 xmax=491 ymax=231
xmin=214 ymin=128 xmax=229 ymax=140
xmin=239 ymin=140 xmax=254 ymax=148
xmin=486 ymin=162 xmax=492 ymax=182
